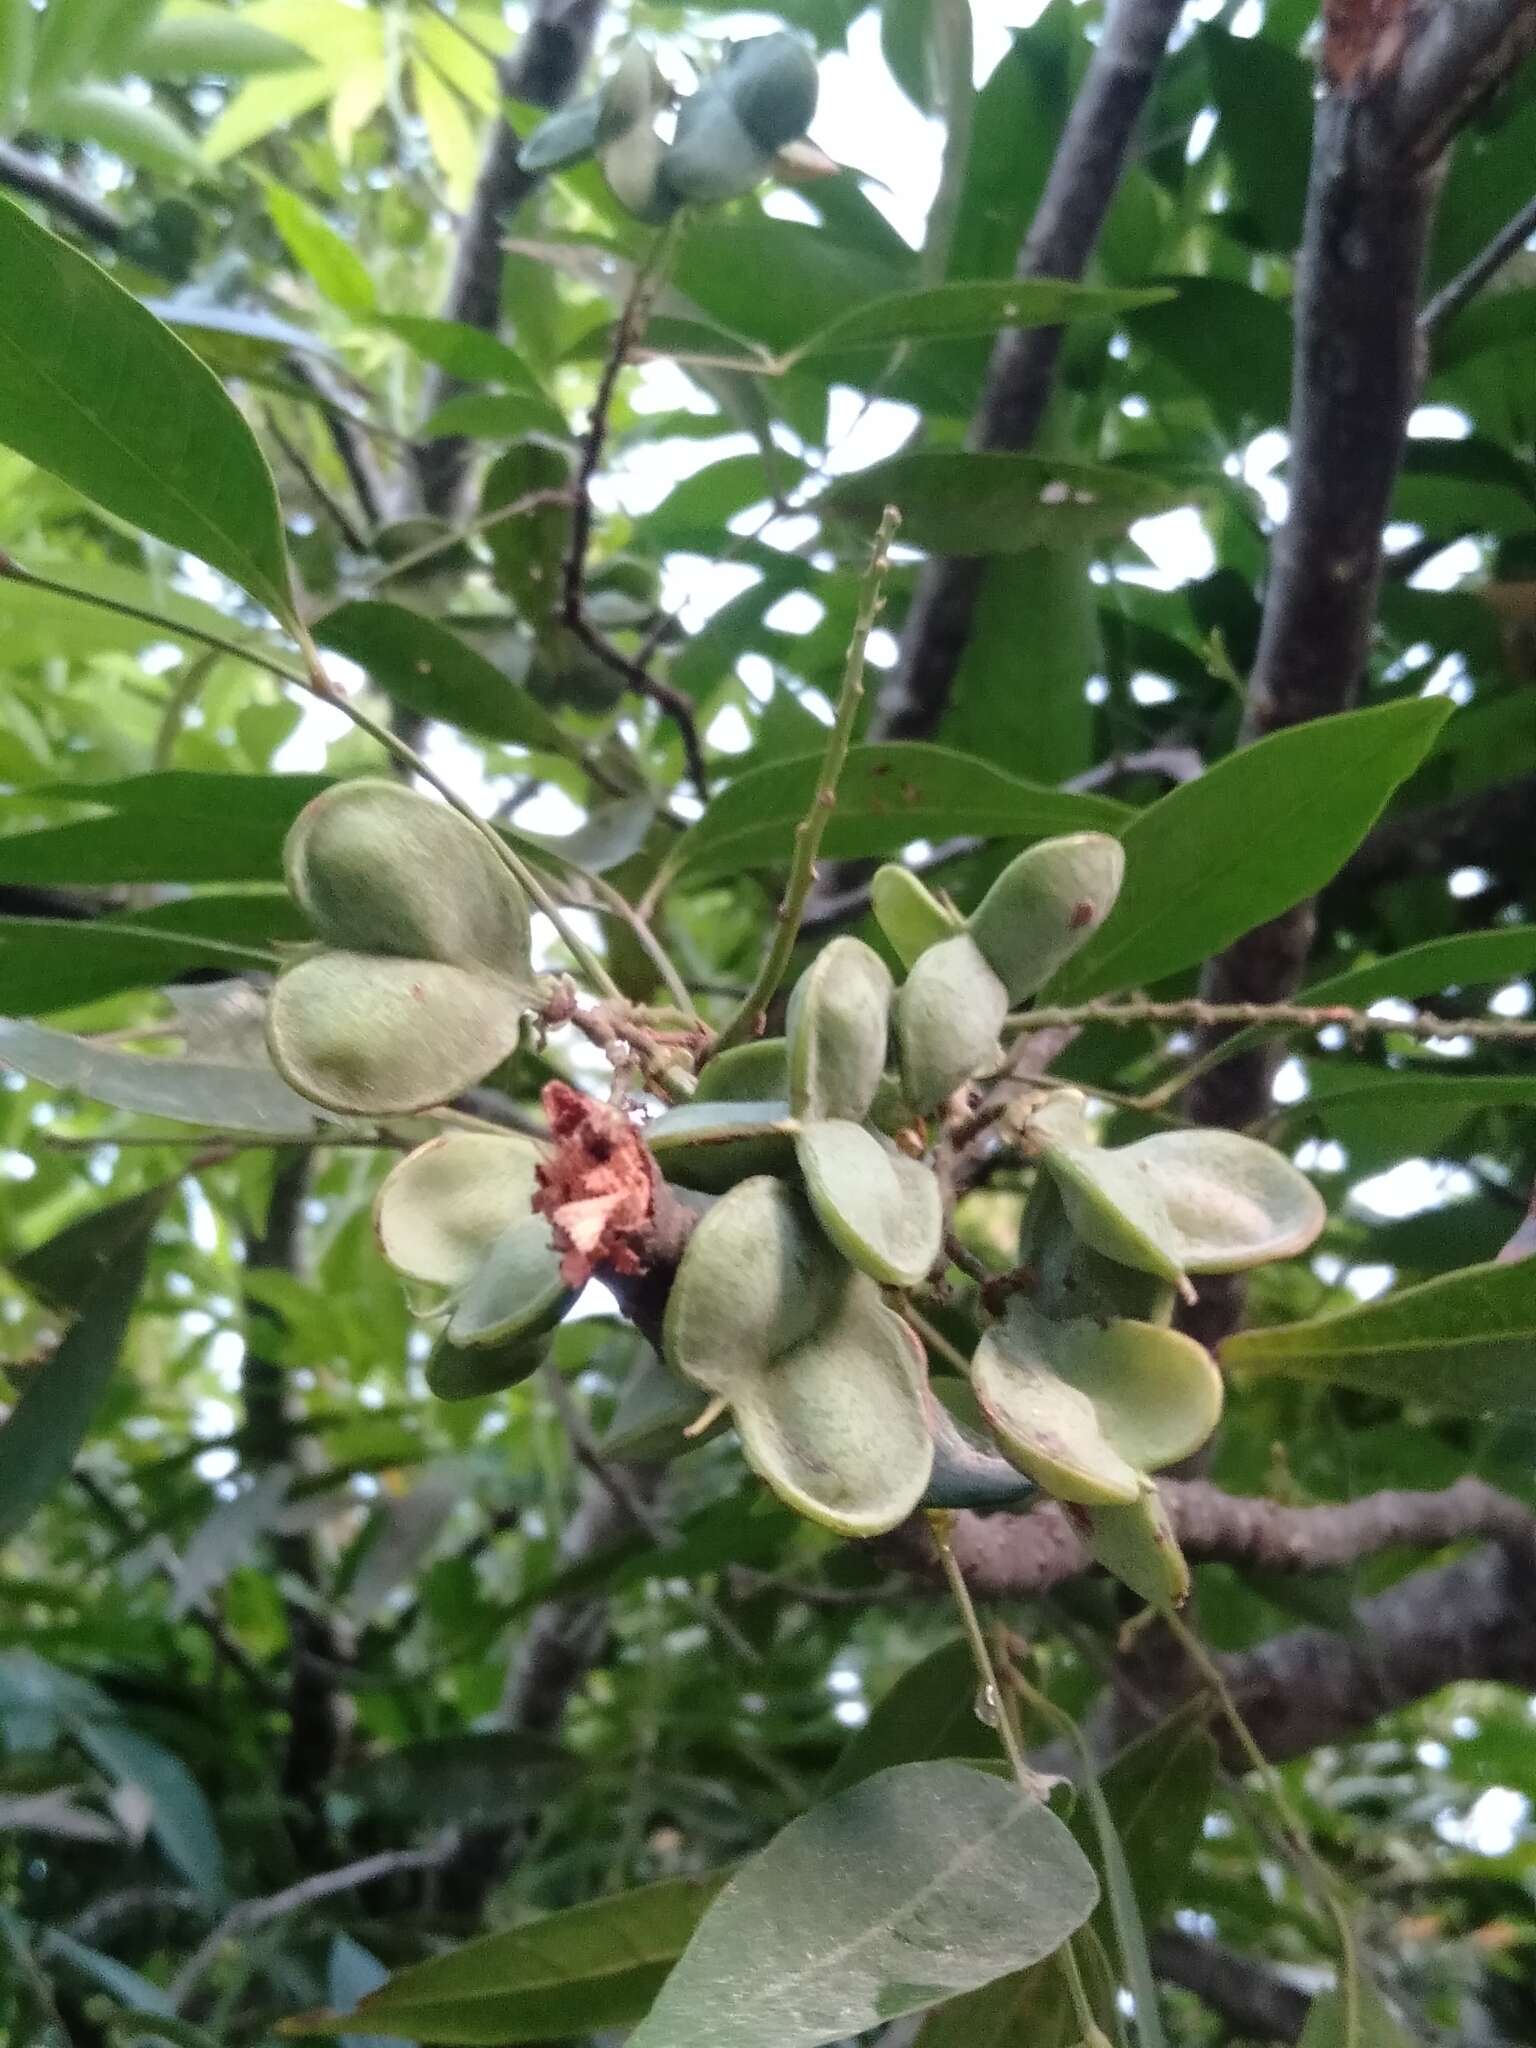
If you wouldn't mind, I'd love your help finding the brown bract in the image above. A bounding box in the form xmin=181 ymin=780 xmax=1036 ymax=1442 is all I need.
xmin=534 ymin=1080 xmax=657 ymax=1287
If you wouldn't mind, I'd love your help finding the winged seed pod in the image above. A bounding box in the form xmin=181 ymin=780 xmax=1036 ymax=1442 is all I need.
xmin=283 ymin=779 xmax=531 ymax=976
xmin=895 ymin=933 xmax=1009 ymax=1115
xmin=870 ymin=864 xmax=964 ymax=971
xmin=1084 ymin=1482 xmax=1191 ymax=1608
xmin=968 ymin=833 xmax=1124 ymax=1001
xmin=374 ymin=1133 xmax=572 ymax=1400
xmin=267 ymin=783 xmax=537 ymax=1117
xmin=661 ymin=33 xmax=818 ymax=207
xmin=1026 ymin=1094 xmax=1327 ymax=1293
xmin=664 ymin=1177 xmax=932 ymax=1535
xmin=970 ymin=1300 xmax=1222 ymax=1505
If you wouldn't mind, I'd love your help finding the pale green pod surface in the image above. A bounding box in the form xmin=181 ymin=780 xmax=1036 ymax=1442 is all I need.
xmin=645 ymin=1099 xmax=798 ymax=1194
xmin=721 ymin=31 xmax=819 ymax=152
xmin=266 ymin=953 xmax=526 ymax=1117
xmin=732 ymin=1280 xmax=932 ymax=1537
xmin=969 ymin=833 xmax=1125 ymax=1002
xmin=597 ymin=39 xmax=666 ymax=139
xmin=922 ymin=1388 xmax=1037 ymax=1511
xmin=1020 ymin=1175 xmax=1176 ymax=1326
xmin=1112 ymin=1127 xmax=1327 ymax=1273
xmin=871 ymin=864 xmax=964 ymax=971
xmin=375 ymin=1131 xmax=544 ymax=1290
xmin=284 ymin=780 xmax=532 ymax=983
xmin=1037 ymin=1137 xmax=1187 ymax=1292
xmin=446 ymin=1216 xmax=570 ymax=1349
xmin=894 ymin=932 xmax=1008 ymax=1115
xmin=1040 ymin=1123 xmax=1325 ymax=1286
xmin=1086 ymin=1482 xmax=1190 ymax=1609
xmin=426 ymin=1326 xmax=551 ymax=1401
xmin=659 ymin=82 xmax=772 ymax=205
xmin=518 ymin=93 xmax=603 ymax=173
xmin=971 ymin=1301 xmax=1222 ymax=1505
xmin=692 ymin=1037 xmax=789 ymax=1105
xmin=601 ymin=119 xmax=678 ymax=222
xmin=786 ymin=936 xmax=892 ymax=1124
xmin=664 ymin=1176 xmax=844 ymax=1395
xmin=796 ymin=1119 xmax=942 ymax=1289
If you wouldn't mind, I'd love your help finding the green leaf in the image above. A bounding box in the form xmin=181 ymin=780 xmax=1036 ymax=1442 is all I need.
xmin=42 ymin=1929 xmax=175 ymax=2017
xmin=420 ymin=392 xmax=565 ymax=440
xmin=1047 ymin=699 xmax=1453 ymax=1002
xmin=1304 ymin=926 xmax=1536 ymax=1009
xmin=628 ymin=1761 xmax=1099 ymax=2047
xmin=1203 ymin=26 xmax=1312 ymax=251
xmin=1224 ymin=1257 xmax=1536 ymax=1412
xmin=0 ymin=772 xmax=328 ymax=888
xmin=11 ymin=1186 xmax=172 ymax=1313
xmin=0 ymin=1223 xmax=151 ymax=1547
xmin=822 ymin=451 xmax=1189 ymax=553
xmin=301 ymin=1872 xmax=732 ymax=2041
xmin=377 ymin=315 xmax=542 ymax=392
xmin=0 ymin=1015 xmax=326 ymax=1134
xmin=134 ymin=9 xmax=310 ymax=79
xmin=824 ymin=1639 xmax=997 ymax=1794
xmin=1127 ymin=277 xmax=1291 ymax=431
xmin=31 ymin=83 xmax=204 ymax=178
xmin=317 ymin=602 xmax=575 ymax=756
xmin=780 ymin=279 xmax=1173 ymax=365
xmin=262 ymin=177 xmax=377 ymax=316
xmin=1297 ymin=1978 xmax=1415 ymax=2047
xmin=0 ymin=195 xmax=294 ymax=621
xmin=74 ymin=1722 xmax=226 ymax=1897
xmin=939 ymin=549 xmax=1099 ymax=787
xmin=671 ymin=743 xmax=1126 ymax=884
xmin=0 ymin=0 xmax=34 ymax=131
xmin=0 ymin=896 xmax=298 ymax=1015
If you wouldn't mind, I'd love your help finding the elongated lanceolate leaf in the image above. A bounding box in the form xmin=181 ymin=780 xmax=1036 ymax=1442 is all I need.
xmin=0 ymin=195 xmax=293 ymax=620
xmin=629 ymin=1762 xmax=1099 ymax=2048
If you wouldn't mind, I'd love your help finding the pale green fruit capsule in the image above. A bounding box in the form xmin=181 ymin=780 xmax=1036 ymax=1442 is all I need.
xmin=894 ymin=932 xmax=1008 ymax=1115
xmin=375 ymin=1131 xmax=545 ymax=1290
xmin=795 ymin=1120 xmax=942 ymax=1289
xmin=786 ymin=936 xmax=892 ymax=1124
xmin=1085 ymin=1483 xmax=1190 ymax=1608
xmin=265 ymin=952 xmax=526 ymax=1118
xmin=871 ymin=864 xmax=964 ymax=970
xmin=970 ymin=1300 xmax=1222 ymax=1506
xmin=720 ymin=32 xmax=819 ymax=153
xmin=968 ymin=832 xmax=1124 ymax=1002
xmin=284 ymin=779 xmax=532 ymax=984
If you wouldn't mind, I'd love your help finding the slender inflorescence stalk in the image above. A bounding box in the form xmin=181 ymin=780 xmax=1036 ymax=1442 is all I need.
xmin=711 ymin=505 xmax=901 ymax=1055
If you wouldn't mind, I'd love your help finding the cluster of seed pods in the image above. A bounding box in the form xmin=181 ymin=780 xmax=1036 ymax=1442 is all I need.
xmin=265 ymin=782 xmax=1325 ymax=1606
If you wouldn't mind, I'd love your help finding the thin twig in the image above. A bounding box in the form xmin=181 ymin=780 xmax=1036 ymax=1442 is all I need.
xmin=558 ymin=220 xmax=711 ymax=801
xmin=711 ymin=506 xmax=900 ymax=1055
xmin=1011 ymin=996 xmax=1536 ymax=1045
xmin=1420 ymin=187 xmax=1536 ymax=335
xmin=169 ymin=1838 xmax=457 ymax=2008
xmin=928 ymin=1511 xmax=1053 ymax=1800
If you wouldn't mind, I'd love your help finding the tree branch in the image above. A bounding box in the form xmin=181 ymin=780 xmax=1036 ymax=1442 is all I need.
xmin=414 ymin=0 xmax=605 ymax=517
xmin=914 ymin=1475 xmax=1536 ymax=1599
xmin=242 ymin=1158 xmax=352 ymax=1849
xmin=1185 ymin=0 xmax=1536 ymax=1218
xmin=876 ymin=0 xmax=1184 ymax=743
xmin=1420 ymin=185 xmax=1536 ymax=336
xmin=1151 ymin=1927 xmax=1311 ymax=2043
xmin=0 ymin=141 xmax=124 ymax=246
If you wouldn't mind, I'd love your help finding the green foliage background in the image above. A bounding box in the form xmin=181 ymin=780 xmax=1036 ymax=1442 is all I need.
xmin=0 ymin=0 xmax=1534 ymax=2040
